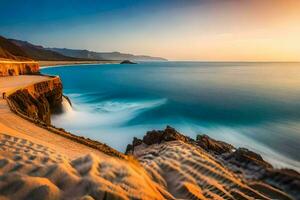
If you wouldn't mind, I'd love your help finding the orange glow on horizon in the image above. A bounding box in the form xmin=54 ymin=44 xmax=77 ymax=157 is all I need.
xmin=122 ymin=0 xmax=300 ymax=61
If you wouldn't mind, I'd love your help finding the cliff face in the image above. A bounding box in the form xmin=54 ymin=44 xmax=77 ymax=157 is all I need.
xmin=0 ymin=61 xmax=39 ymax=76
xmin=7 ymin=76 xmax=63 ymax=124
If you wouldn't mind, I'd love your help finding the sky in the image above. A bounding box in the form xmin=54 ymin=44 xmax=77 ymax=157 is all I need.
xmin=1 ymin=0 xmax=300 ymax=61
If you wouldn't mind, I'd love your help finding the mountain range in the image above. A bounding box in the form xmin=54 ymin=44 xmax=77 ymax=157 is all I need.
xmin=47 ymin=48 xmax=167 ymax=61
xmin=0 ymin=35 xmax=167 ymax=61
xmin=0 ymin=36 xmax=32 ymax=61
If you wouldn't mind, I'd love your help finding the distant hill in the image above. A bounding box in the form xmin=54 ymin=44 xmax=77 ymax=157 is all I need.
xmin=48 ymin=48 xmax=167 ymax=61
xmin=0 ymin=36 xmax=31 ymax=60
xmin=9 ymin=39 xmax=85 ymax=61
xmin=0 ymin=35 xmax=167 ymax=61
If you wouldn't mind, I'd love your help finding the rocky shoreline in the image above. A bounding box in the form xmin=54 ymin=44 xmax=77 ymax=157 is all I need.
xmin=1 ymin=61 xmax=299 ymax=199
xmin=126 ymin=126 xmax=300 ymax=199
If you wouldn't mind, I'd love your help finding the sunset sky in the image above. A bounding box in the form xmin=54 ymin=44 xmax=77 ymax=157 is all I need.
xmin=1 ymin=0 xmax=300 ymax=61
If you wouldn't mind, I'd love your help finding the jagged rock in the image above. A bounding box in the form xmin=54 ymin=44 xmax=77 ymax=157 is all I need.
xmin=133 ymin=137 xmax=143 ymax=146
xmin=125 ymin=137 xmax=142 ymax=154
xmin=163 ymin=126 xmax=191 ymax=142
xmin=127 ymin=127 xmax=298 ymax=200
xmin=142 ymin=130 xmax=164 ymax=145
xmin=125 ymin=144 xmax=133 ymax=155
xmin=196 ymin=134 xmax=234 ymax=154
xmin=226 ymin=147 xmax=272 ymax=169
xmin=126 ymin=126 xmax=192 ymax=154
xmin=142 ymin=126 xmax=191 ymax=146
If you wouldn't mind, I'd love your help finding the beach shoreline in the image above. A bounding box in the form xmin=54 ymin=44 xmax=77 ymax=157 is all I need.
xmin=0 ymin=61 xmax=299 ymax=199
xmin=38 ymin=60 xmax=121 ymax=67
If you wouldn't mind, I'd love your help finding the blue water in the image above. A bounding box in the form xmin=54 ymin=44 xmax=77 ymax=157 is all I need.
xmin=42 ymin=62 xmax=300 ymax=170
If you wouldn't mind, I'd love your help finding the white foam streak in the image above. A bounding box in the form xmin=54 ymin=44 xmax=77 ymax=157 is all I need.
xmin=52 ymin=97 xmax=167 ymax=129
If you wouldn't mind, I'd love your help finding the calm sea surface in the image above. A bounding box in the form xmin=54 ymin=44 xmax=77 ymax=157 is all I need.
xmin=42 ymin=62 xmax=300 ymax=170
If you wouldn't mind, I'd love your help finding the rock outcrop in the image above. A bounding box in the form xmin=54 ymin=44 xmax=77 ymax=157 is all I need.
xmin=120 ymin=60 xmax=137 ymax=64
xmin=7 ymin=76 xmax=63 ymax=124
xmin=196 ymin=134 xmax=234 ymax=155
xmin=224 ymin=147 xmax=272 ymax=170
xmin=0 ymin=61 xmax=39 ymax=76
xmin=127 ymin=126 xmax=300 ymax=200
xmin=126 ymin=126 xmax=192 ymax=153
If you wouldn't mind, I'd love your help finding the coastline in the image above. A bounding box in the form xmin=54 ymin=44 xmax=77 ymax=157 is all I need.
xmin=0 ymin=61 xmax=299 ymax=199
xmin=0 ymin=75 xmax=119 ymax=159
xmin=39 ymin=60 xmax=121 ymax=67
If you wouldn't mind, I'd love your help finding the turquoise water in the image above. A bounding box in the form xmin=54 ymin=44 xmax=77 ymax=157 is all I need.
xmin=42 ymin=62 xmax=300 ymax=170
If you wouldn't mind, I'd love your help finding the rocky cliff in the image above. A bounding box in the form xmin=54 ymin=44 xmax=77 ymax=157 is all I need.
xmin=0 ymin=61 xmax=39 ymax=76
xmin=7 ymin=76 xmax=63 ymax=124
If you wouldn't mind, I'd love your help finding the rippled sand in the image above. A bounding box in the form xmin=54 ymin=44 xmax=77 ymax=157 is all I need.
xmin=0 ymin=131 xmax=295 ymax=199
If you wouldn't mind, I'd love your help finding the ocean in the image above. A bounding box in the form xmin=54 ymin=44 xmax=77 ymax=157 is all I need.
xmin=42 ymin=62 xmax=300 ymax=170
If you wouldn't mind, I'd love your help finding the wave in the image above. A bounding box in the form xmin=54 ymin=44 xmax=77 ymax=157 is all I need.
xmin=52 ymin=95 xmax=167 ymax=129
xmin=61 ymin=96 xmax=73 ymax=113
xmin=54 ymin=94 xmax=300 ymax=171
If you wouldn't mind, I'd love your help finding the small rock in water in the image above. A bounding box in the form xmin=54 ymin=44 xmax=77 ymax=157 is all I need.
xmin=120 ymin=60 xmax=137 ymax=64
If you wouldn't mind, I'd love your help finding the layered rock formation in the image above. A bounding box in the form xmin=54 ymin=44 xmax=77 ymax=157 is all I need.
xmin=126 ymin=126 xmax=299 ymax=200
xmin=7 ymin=76 xmax=63 ymax=124
xmin=0 ymin=61 xmax=39 ymax=76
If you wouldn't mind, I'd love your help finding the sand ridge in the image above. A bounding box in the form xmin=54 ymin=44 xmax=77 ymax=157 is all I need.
xmin=132 ymin=140 xmax=294 ymax=200
xmin=0 ymin=133 xmax=172 ymax=200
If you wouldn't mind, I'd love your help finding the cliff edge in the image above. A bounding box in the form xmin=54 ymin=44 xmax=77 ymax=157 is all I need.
xmin=7 ymin=76 xmax=63 ymax=124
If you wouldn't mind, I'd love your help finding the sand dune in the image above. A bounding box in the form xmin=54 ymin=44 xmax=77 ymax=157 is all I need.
xmin=133 ymin=140 xmax=293 ymax=200
xmin=0 ymin=133 xmax=171 ymax=200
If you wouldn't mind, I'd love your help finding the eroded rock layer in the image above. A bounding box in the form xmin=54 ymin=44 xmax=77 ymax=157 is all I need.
xmin=7 ymin=77 xmax=63 ymax=124
xmin=127 ymin=126 xmax=299 ymax=200
xmin=0 ymin=61 xmax=39 ymax=76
